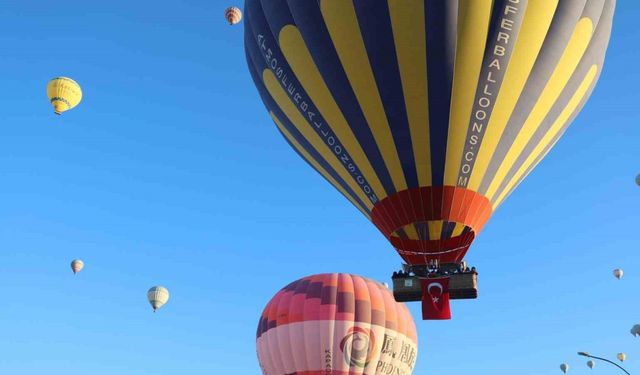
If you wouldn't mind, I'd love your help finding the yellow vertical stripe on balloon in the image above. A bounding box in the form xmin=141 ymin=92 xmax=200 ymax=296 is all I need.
xmin=320 ymin=0 xmax=408 ymax=192
xmin=270 ymin=112 xmax=372 ymax=220
xmin=263 ymin=70 xmax=375 ymax=211
xmin=467 ymin=1 xmax=559 ymax=191
xmin=404 ymin=224 xmax=419 ymax=242
xmin=485 ymin=17 xmax=594 ymax=201
xmin=388 ymin=0 xmax=432 ymax=187
xmin=428 ymin=220 xmax=444 ymax=240
xmin=493 ymin=65 xmax=598 ymax=208
xmin=451 ymin=223 xmax=466 ymax=237
xmin=443 ymin=0 xmax=493 ymax=186
xmin=495 ymin=135 xmax=558 ymax=210
xmin=278 ymin=25 xmax=388 ymax=202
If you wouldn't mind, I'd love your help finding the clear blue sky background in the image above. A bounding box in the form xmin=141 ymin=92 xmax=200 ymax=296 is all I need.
xmin=1 ymin=1 xmax=638 ymax=374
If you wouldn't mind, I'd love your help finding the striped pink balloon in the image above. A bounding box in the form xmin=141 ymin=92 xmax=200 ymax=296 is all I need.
xmin=256 ymin=273 xmax=418 ymax=375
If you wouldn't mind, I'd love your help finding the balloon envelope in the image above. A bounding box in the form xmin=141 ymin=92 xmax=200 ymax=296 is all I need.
xmin=47 ymin=77 xmax=82 ymax=115
xmin=587 ymin=360 xmax=595 ymax=369
xmin=244 ymin=1 xmax=615 ymax=265
xmin=636 ymin=174 xmax=640 ymax=186
xmin=560 ymin=363 xmax=569 ymax=373
xmin=225 ymin=6 xmax=242 ymax=25
xmin=617 ymin=353 xmax=626 ymax=362
xmin=70 ymin=259 xmax=84 ymax=274
xmin=613 ymin=268 xmax=623 ymax=279
xmin=631 ymin=324 xmax=640 ymax=337
xmin=256 ymin=273 xmax=418 ymax=375
xmin=147 ymin=286 xmax=170 ymax=312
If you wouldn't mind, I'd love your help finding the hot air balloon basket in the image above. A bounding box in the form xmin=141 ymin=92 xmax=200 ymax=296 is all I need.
xmin=392 ymin=272 xmax=478 ymax=302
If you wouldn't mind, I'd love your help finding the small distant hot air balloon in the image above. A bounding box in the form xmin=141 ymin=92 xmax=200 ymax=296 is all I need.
xmin=631 ymin=324 xmax=640 ymax=337
xmin=617 ymin=353 xmax=626 ymax=362
xmin=147 ymin=286 xmax=170 ymax=312
xmin=257 ymin=273 xmax=418 ymax=375
xmin=613 ymin=269 xmax=624 ymax=280
xmin=224 ymin=6 xmax=242 ymax=25
xmin=70 ymin=259 xmax=84 ymax=274
xmin=587 ymin=360 xmax=595 ymax=369
xmin=560 ymin=363 xmax=569 ymax=374
xmin=636 ymin=174 xmax=640 ymax=186
xmin=47 ymin=77 xmax=82 ymax=115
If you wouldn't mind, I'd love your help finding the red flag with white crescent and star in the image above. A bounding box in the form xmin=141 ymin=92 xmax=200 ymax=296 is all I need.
xmin=420 ymin=277 xmax=451 ymax=320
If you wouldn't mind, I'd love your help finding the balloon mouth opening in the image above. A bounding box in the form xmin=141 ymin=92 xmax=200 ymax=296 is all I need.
xmin=389 ymin=223 xmax=477 ymax=265
xmin=51 ymin=100 xmax=69 ymax=114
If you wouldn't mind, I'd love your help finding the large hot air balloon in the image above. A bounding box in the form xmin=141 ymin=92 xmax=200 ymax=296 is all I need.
xmin=147 ymin=286 xmax=170 ymax=312
xmin=617 ymin=353 xmax=626 ymax=362
xmin=225 ymin=6 xmax=242 ymax=25
xmin=560 ymin=363 xmax=569 ymax=374
xmin=587 ymin=360 xmax=595 ymax=369
xmin=256 ymin=273 xmax=418 ymax=375
xmin=613 ymin=268 xmax=623 ymax=279
xmin=47 ymin=77 xmax=82 ymax=115
xmin=243 ymin=0 xmax=615 ymax=319
xmin=70 ymin=259 xmax=84 ymax=274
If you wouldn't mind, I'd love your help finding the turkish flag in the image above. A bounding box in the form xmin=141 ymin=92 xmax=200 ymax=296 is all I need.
xmin=420 ymin=277 xmax=451 ymax=320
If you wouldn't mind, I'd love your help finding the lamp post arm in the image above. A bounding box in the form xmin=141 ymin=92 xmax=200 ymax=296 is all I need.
xmin=587 ymin=354 xmax=631 ymax=375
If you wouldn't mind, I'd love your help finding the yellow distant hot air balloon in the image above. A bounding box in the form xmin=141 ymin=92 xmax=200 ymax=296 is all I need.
xmin=225 ymin=6 xmax=242 ymax=25
xmin=147 ymin=286 xmax=170 ymax=312
xmin=47 ymin=77 xmax=82 ymax=115
xmin=70 ymin=259 xmax=84 ymax=274
xmin=617 ymin=353 xmax=626 ymax=362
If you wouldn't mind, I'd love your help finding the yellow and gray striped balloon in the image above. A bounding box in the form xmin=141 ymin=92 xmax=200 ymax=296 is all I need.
xmin=244 ymin=0 xmax=616 ymax=266
xmin=147 ymin=286 xmax=170 ymax=312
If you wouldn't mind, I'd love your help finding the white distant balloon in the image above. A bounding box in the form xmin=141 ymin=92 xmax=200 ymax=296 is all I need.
xmin=70 ymin=259 xmax=84 ymax=274
xmin=631 ymin=324 xmax=640 ymax=337
xmin=587 ymin=360 xmax=595 ymax=369
xmin=147 ymin=286 xmax=170 ymax=312
xmin=613 ymin=269 xmax=624 ymax=280
xmin=560 ymin=363 xmax=569 ymax=373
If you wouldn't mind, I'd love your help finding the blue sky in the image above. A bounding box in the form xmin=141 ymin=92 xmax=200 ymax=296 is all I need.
xmin=1 ymin=1 xmax=639 ymax=374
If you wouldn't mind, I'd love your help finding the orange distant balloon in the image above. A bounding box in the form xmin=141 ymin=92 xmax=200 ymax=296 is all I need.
xmin=224 ymin=6 xmax=242 ymax=25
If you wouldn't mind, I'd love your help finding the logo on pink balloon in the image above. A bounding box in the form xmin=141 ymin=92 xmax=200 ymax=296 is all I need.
xmin=340 ymin=327 xmax=376 ymax=368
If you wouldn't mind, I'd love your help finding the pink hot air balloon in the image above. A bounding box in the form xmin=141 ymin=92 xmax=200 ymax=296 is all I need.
xmin=256 ymin=273 xmax=418 ymax=375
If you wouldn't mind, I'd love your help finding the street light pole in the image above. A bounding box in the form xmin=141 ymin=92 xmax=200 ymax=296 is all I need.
xmin=578 ymin=352 xmax=631 ymax=375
